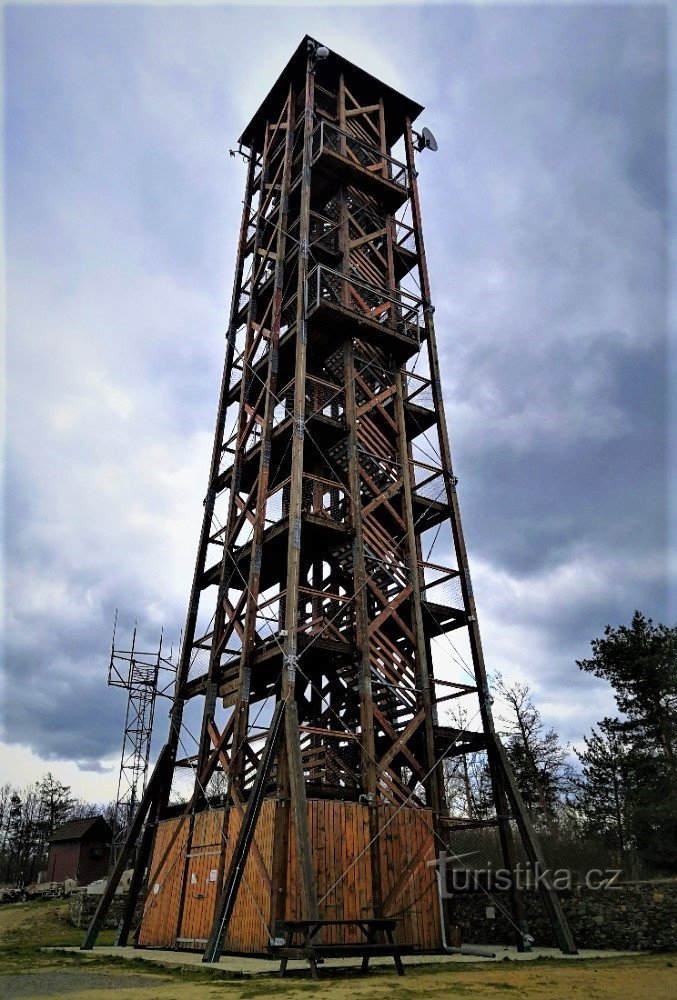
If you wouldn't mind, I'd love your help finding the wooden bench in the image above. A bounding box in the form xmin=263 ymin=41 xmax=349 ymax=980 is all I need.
xmin=270 ymin=918 xmax=407 ymax=980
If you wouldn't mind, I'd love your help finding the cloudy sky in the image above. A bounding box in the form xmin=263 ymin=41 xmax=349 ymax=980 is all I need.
xmin=2 ymin=1 xmax=671 ymax=801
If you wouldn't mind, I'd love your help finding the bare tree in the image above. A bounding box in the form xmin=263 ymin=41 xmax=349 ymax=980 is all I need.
xmin=495 ymin=674 xmax=574 ymax=833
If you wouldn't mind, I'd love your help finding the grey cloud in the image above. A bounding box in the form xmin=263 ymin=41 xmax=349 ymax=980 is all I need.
xmin=2 ymin=4 xmax=669 ymax=778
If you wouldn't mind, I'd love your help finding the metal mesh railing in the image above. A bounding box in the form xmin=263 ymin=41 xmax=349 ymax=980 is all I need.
xmin=311 ymin=120 xmax=408 ymax=189
xmin=396 ymin=219 xmax=417 ymax=254
xmin=310 ymin=210 xmax=340 ymax=254
xmin=264 ymin=480 xmax=289 ymax=526
xmin=314 ymin=84 xmax=337 ymax=119
xmin=302 ymin=474 xmax=349 ymax=522
xmin=254 ymin=591 xmax=284 ymax=642
xmin=406 ymin=373 xmax=434 ymax=410
xmin=419 ymin=561 xmax=464 ymax=609
xmin=410 ymin=460 xmax=446 ymax=503
xmin=265 ymin=474 xmax=349 ymax=528
xmin=299 ymin=728 xmax=361 ymax=788
xmin=255 ymin=587 xmax=353 ymax=646
xmin=306 ymin=264 xmax=421 ymax=343
xmin=298 ymin=587 xmax=353 ymax=644
xmin=273 ymin=374 xmax=345 ymax=427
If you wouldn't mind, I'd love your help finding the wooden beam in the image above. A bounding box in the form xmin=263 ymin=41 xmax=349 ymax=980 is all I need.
xmin=202 ymin=700 xmax=285 ymax=963
xmin=206 ymin=719 xmax=272 ymax=892
xmin=377 ymin=708 xmax=425 ymax=774
xmin=495 ymin=737 xmax=578 ymax=955
xmin=82 ymin=744 xmax=171 ymax=950
xmin=380 ymin=833 xmax=434 ymax=915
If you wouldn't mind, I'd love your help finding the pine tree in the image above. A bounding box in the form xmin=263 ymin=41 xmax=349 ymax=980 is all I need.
xmin=576 ymin=717 xmax=632 ymax=858
xmin=577 ymin=613 xmax=677 ymax=873
xmin=577 ymin=612 xmax=676 ymax=765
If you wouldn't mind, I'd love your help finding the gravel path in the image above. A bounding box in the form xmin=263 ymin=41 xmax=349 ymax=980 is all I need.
xmin=0 ymin=971 xmax=172 ymax=998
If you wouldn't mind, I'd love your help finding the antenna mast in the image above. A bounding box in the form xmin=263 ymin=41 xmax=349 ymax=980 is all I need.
xmin=107 ymin=614 xmax=175 ymax=867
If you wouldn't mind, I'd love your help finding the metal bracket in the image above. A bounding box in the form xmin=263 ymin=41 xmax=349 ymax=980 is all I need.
xmin=294 ymin=415 xmax=305 ymax=439
xmin=229 ymin=143 xmax=251 ymax=162
xmin=284 ymin=651 xmax=298 ymax=683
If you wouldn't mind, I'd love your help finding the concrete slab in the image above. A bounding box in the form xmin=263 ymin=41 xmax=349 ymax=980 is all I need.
xmin=49 ymin=944 xmax=637 ymax=977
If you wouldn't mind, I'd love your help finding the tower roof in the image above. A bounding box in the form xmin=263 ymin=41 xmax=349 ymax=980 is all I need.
xmin=238 ymin=35 xmax=424 ymax=150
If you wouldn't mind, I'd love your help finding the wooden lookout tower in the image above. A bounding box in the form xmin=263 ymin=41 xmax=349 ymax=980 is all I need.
xmin=85 ymin=37 xmax=576 ymax=966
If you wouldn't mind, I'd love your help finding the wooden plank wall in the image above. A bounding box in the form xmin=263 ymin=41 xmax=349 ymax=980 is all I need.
xmin=290 ymin=799 xmax=373 ymax=944
xmin=137 ymin=800 xmax=441 ymax=953
xmin=177 ymin=810 xmax=225 ymax=948
xmin=222 ymin=801 xmax=276 ymax=953
xmin=136 ymin=816 xmax=189 ymax=948
xmin=378 ymin=804 xmax=441 ymax=950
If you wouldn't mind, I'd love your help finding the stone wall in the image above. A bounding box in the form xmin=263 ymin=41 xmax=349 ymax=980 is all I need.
xmin=68 ymin=890 xmax=144 ymax=931
xmin=452 ymin=879 xmax=677 ymax=951
xmin=68 ymin=880 xmax=676 ymax=951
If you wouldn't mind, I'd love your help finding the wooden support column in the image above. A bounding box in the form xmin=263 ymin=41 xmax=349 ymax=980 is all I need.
xmin=230 ymin=86 xmax=295 ymax=793
xmin=280 ymin=51 xmax=319 ymax=925
xmin=403 ymin=119 xmax=575 ymax=954
xmin=82 ymin=745 xmax=171 ymax=950
xmin=202 ymin=702 xmax=285 ymax=963
xmin=495 ymin=739 xmax=578 ymax=955
xmin=392 ymin=374 xmax=444 ymax=816
xmin=269 ymin=734 xmax=291 ymax=938
xmin=344 ymin=338 xmax=382 ymax=916
xmin=175 ymin=146 xmax=257 ymax=742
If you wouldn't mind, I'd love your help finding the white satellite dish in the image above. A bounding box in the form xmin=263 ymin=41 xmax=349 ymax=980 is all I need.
xmin=416 ymin=126 xmax=439 ymax=153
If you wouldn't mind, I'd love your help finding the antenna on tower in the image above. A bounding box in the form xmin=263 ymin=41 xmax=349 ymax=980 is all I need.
xmin=414 ymin=126 xmax=439 ymax=152
xmin=107 ymin=616 xmax=176 ymax=868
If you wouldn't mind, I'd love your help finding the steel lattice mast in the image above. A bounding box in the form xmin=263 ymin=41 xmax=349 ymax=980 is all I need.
xmin=107 ymin=619 xmax=175 ymax=867
xmin=84 ymin=37 xmax=576 ymax=961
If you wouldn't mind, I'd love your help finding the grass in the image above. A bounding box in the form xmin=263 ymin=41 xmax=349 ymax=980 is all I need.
xmin=0 ymin=897 xmax=117 ymax=973
xmin=1 ymin=899 xmax=676 ymax=999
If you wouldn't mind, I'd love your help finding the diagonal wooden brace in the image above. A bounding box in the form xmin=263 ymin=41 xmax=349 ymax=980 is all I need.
xmin=202 ymin=701 xmax=285 ymax=963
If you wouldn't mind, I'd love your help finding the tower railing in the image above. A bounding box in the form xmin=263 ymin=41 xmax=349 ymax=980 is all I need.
xmin=273 ymin=374 xmax=345 ymax=427
xmin=265 ymin=473 xmax=350 ymax=527
xmin=405 ymin=372 xmax=435 ymax=410
xmin=410 ymin=459 xmax=446 ymax=502
xmin=395 ymin=219 xmax=417 ymax=254
xmin=309 ymin=120 xmax=408 ymax=188
xmin=418 ymin=560 xmax=464 ymax=608
xmin=306 ymin=263 xmax=421 ymax=342
xmin=255 ymin=586 xmax=353 ymax=645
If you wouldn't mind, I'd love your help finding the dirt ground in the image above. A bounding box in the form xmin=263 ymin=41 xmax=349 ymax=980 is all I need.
xmin=1 ymin=899 xmax=675 ymax=1000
